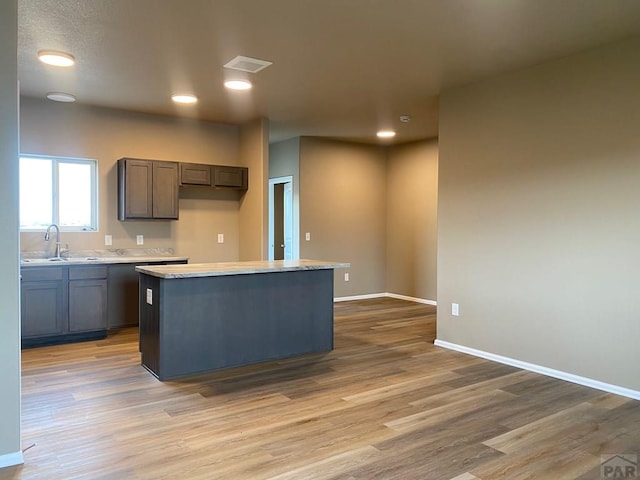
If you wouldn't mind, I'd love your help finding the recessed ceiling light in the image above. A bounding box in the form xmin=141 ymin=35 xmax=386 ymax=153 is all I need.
xmin=171 ymin=94 xmax=198 ymax=104
xmin=38 ymin=50 xmax=75 ymax=67
xmin=224 ymin=80 xmax=252 ymax=91
xmin=377 ymin=130 xmax=396 ymax=139
xmin=46 ymin=92 xmax=76 ymax=103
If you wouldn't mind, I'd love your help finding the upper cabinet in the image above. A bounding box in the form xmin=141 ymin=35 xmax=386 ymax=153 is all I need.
xmin=119 ymin=158 xmax=248 ymax=221
xmin=118 ymin=158 xmax=179 ymax=220
xmin=179 ymin=163 xmax=248 ymax=190
xmin=180 ymin=163 xmax=212 ymax=186
xmin=214 ymin=165 xmax=248 ymax=189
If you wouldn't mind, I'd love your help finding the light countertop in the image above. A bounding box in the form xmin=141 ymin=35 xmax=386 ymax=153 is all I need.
xmin=135 ymin=259 xmax=350 ymax=279
xmin=21 ymin=255 xmax=188 ymax=267
xmin=20 ymin=248 xmax=187 ymax=267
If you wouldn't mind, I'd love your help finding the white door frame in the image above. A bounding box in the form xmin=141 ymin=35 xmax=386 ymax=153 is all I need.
xmin=268 ymin=176 xmax=298 ymax=260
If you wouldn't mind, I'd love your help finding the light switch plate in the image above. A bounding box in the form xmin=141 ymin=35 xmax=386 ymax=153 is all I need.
xmin=136 ymin=235 xmax=144 ymax=245
xmin=217 ymin=233 xmax=224 ymax=244
xmin=104 ymin=235 xmax=112 ymax=246
xmin=344 ymin=272 xmax=350 ymax=282
xmin=305 ymin=232 xmax=311 ymax=241
xmin=146 ymin=288 xmax=153 ymax=305
xmin=452 ymin=303 xmax=459 ymax=316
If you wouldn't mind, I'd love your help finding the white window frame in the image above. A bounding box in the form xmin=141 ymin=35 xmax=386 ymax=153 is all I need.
xmin=19 ymin=154 xmax=99 ymax=232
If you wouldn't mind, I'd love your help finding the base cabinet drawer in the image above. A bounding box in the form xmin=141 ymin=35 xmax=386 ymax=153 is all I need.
xmin=69 ymin=266 xmax=108 ymax=280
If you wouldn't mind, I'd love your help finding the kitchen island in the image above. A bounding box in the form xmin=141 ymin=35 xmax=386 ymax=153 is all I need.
xmin=136 ymin=259 xmax=349 ymax=380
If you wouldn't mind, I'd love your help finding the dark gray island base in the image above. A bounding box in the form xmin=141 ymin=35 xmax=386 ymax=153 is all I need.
xmin=137 ymin=260 xmax=348 ymax=380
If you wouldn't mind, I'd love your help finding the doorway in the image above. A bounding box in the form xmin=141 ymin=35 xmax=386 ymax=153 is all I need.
xmin=268 ymin=176 xmax=297 ymax=260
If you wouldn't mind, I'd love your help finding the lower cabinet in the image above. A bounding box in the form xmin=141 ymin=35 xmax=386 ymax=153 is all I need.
xmin=21 ymin=259 xmax=187 ymax=347
xmin=21 ymin=266 xmax=108 ymax=348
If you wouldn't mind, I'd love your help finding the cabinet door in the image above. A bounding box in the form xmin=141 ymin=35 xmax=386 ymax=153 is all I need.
xmin=118 ymin=158 xmax=153 ymax=219
xmin=21 ymin=281 xmax=65 ymax=338
xmin=107 ymin=263 xmax=142 ymax=329
xmin=69 ymin=279 xmax=108 ymax=332
xmin=180 ymin=163 xmax=212 ymax=186
xmin=213 ymin=166 xmax=248 ymax=189
xmin=153 ymin=161 xmax=179 ymax=219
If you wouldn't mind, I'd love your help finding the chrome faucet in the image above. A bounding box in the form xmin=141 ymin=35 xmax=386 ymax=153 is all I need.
xmin=44 ymin=224 xmax=62 ymax=259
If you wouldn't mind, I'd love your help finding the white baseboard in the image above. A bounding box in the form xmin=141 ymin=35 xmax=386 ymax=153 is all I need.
xmin=334 ymin=293 xmax=387 ymax=302
xmin=334 ymin=292 xmax=437 ymax=305
xmin=0 ymin=451 xmax=24 ymax=469
xmin=386 ymin=293 xmax=437 ymax=306
xmin=434 ymin=339 xmax=640 ymax=401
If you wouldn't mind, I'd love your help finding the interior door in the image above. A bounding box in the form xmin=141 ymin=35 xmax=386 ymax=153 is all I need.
xmin=274 ymin=183 xmax=285 ymax=260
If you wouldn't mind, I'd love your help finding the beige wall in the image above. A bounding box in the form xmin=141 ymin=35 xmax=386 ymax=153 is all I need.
xmin=269 ymin=138 xmax=300 ymax=180
xmin=299 ymin=137 xmax=387 ymax=297
xmin=0 ymin=0 xmax=22 ymax=466
xmin=438 ymin=37 xmax=640 ymax=391
xmin=287 ymin=136 xmax=438 ymax=299
xmin=20 ymin=97 xmax=242 ymax=263
xmin=386 ymin=140 xmax=438 ymax=301
xmin=238 ymin=117 xmax=269 ymax=260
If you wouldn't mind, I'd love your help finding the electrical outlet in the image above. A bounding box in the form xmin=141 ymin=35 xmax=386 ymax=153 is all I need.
xmin=344 ymin=272 xmax=350 ymax=282
xmin=452 ymin=303 xmax=459 ymax=316
xmin=146 ymin=288 xmax=153 ymax=305
xmin=305 ymin=232 xmax=311 ymax=241
xmin=104 ymin=235 xmax=112 ymax=246
xmin=217 ymin=233 xmax=224 ymax=244
xmin=136 ymin=235 xmax=144 ymax=245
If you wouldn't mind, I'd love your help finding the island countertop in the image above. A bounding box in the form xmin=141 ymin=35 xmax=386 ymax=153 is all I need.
xmin=135 ymin=259 xmax=349 ymax=279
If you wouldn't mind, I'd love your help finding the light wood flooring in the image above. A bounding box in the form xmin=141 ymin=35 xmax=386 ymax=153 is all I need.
xmin=3 ymin=298 xmax=639 ymax=479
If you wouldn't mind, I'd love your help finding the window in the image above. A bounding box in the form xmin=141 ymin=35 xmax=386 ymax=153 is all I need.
xmin=19 ymin=155 xmax=98 ymax=231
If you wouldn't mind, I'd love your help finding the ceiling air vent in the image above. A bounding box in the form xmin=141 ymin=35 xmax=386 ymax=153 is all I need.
xmin=223 ymin=55 xmax=272 ymax=73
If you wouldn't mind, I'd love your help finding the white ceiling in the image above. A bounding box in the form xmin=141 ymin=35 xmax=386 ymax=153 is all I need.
xmin=17 ymin=0 xmax=640 ymax=144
